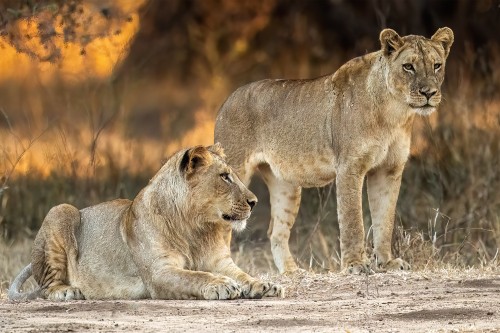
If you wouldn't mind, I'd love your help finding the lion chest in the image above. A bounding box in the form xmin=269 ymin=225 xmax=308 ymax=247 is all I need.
xmin=351 ymin=130 xmax=411 ymax=173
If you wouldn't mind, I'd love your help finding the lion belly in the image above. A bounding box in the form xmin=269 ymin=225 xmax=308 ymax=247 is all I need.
xmin=68 ymin=201 xmax=149 ymax=300
xmin=262 ymin=150 xmax=337 ymax=188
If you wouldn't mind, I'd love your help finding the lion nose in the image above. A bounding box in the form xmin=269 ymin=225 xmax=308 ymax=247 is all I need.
xmin=247 ymin=198 xmax=257 ymax=211
xmin=419 ymin=87 xmax=437 ymax=100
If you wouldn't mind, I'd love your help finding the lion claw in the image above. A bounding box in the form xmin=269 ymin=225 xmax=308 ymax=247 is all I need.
xmin=242 ymin=280 xmax=285 ymax=299
xmin=202 ymin=277 xmax=241 ymax=300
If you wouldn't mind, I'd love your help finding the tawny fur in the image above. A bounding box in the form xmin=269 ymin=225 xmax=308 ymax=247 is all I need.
xmin=9 ymin=144 xmax=284 ymax=300
xmin=214 ymin=28 xmax=454 ymax=274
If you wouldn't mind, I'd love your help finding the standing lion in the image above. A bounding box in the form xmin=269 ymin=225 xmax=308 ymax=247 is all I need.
xmin=214 ymin=28 xmax=454 ymax=274
xmin=9 ymin=144 xmax=283 ymax=300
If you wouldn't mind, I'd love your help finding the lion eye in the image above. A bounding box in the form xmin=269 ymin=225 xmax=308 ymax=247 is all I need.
xmin=220 ymin=172 xmax=233 ymax=184
xmin=434 ymin=63 xmax=442 ymax=71
xmin=402 ymin=63 xmax=415 ymax=72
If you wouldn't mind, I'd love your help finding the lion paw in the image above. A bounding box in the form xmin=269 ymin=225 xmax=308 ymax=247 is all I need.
xmin=264 ymin=283 xmax=285 ymax=298
xmin=242 ymin=280 xmax=285 ymax=299
xmin=202 ymin=277 xmax=241 ymax=300
xmin=382 ymin=258 xmax=411 ymax=271
xmin=342 ymin=260 xmax=374 ymax=275
xmin=46 ymin=286 xmax=85 ymax=301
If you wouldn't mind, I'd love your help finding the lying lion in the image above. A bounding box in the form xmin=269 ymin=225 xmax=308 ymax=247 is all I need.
xmin=9 ymin=144 xmax=283 ymax=301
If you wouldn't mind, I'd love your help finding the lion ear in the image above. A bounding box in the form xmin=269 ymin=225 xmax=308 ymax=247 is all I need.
xmin=207 ymin=142 xmax=226 ymax=158
xmin=431 ymin=27 xmax=454 ymax=58
xmin=380 ymin=28 xmax=404 ymax=56
xmin=179 ymin=146 xmax=212 ymax=177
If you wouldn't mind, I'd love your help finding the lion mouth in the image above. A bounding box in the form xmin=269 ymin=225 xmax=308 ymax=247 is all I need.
xmin=409 ymin=102 xmax=437 ymax=116
xmin=410 ymin=102 xmax=435 ymax=108
xmin=221 ymin=213 xmax=249 ymax=232
xmin=222 ymin=213 xmax=249 ymax=222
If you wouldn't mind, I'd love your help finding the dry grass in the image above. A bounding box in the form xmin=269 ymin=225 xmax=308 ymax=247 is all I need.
xmin=0 ymin=239 xmax=37 ymax=299
xmin=256 ymin=264 xmax=500 ymax=306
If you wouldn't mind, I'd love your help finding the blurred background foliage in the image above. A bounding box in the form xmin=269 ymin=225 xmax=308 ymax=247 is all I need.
xmin=0 ymin=0 xmax=499 ymax=272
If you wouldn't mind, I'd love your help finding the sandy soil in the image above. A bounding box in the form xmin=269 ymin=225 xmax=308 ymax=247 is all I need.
xmin=1 ymin=269 xmax=499 ymax=332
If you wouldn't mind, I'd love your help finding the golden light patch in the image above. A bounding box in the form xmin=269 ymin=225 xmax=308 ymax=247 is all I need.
xmin=0 ymin=2 xmax=141 ymax=83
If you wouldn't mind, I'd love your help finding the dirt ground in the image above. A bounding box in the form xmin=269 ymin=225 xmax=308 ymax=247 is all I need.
xmin=0 ymin=269 xmax=499 ymax=333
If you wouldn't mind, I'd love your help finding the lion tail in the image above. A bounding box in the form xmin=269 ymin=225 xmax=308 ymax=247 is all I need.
xmin=8 ymin=263 xmax=41 ymax=300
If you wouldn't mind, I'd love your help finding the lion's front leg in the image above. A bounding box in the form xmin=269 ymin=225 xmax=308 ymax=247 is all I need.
xmin=336 ymin=167 xmax=371 ymax=274
xmin=367 ymin=165 xmax=410 ymax=272
xmin=212 ymin=258 xmax=284 ymax=299
xmin=148 ymin=266 xmax=241 ymax=300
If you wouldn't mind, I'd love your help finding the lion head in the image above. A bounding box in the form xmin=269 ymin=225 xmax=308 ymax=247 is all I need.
xmin=148 ymin=143 xmax=257 ymax=232
xmin=380 ymin=27 xmax=454 ymax=116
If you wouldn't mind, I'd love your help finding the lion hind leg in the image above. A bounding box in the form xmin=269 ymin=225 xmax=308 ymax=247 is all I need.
xmin=32 ymin=204 xmax=85 ymax=301
xmin=259 ymin=164 xmax=301 ymax=274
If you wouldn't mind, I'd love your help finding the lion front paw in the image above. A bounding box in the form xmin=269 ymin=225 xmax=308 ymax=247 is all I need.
xmin=342 ymin=259 xmax=373 ymax=275
xmin=202 ymin=277 xmax=241 ymax=300
xmin=381 ymin=258 xmax=411 ymax=271
xmin=242 ymin=280 xmax=285 ymax=299
xmin=264 ymin=283 xmax=285 ymax=298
